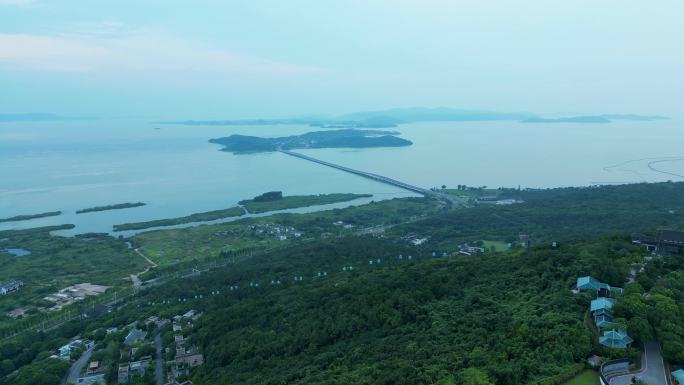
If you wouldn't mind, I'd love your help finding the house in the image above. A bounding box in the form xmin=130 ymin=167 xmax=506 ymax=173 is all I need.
xmin=576 ymin=276 xmax=623 ymax=296
xmin=58 ymin=339 xmax=84 ymax=358
xmin=118 ymin=364 xmax=130 ymax=383
xmin=0 ymin=279 xmax=24 ymax=295
xmin=632 ymin=230 xmax=684 ymax=255
xmin=656 ymin=230 xmax=684 ymax=254
xmin=586 ymin=355 xmax=602 ymax=368
xmin=129 ymin=356 xmax=151 ymax=378
xmin=599 ymin=330 xmax=633 ymax=349
xmin=672 ymin=369 xmax=684 ymax=385
xmin=77 ymin=372 xmax=105 ymax=384
xmin=590 ymin=297 xmax=616 ymax=313
xmin=458 ymin=243 xmax=485 ymax=254
xmin=86 ymin=361 xmax=101 ymax=375
xmin=176 ymin=353 xmax=204 ymax=368
xmin=124 ymin=329 xmax=147 ymax=347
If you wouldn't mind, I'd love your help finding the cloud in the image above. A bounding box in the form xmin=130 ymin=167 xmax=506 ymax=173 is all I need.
xmin=0 ymin=29 xmax=323 ymax=78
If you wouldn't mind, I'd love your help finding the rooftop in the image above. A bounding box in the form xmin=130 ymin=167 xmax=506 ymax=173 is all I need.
xmin=672 ymin=369 xmax=684 ymax=384
xmin=599 ymin=330 xmax=633 ymax=349
xmin=590 ymin=297 xmax=616 ymax=312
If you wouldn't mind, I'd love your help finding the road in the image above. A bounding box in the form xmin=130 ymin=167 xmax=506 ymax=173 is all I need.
xmin=155 ymin=333 xmax=164 ymax=385
xmin=62 ymin=345 xmax=93 ymax=385
xmin=610 ymin=340 xmax=668 ymax=385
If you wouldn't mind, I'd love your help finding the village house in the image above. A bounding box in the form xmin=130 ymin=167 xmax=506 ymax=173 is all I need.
xmin=124 ymin=328 xmax=147 ymax=347
xmin=0 ymin=279 xmax=23 ymax=295
xmin=632 ymin=230 xmax=684 ymax=255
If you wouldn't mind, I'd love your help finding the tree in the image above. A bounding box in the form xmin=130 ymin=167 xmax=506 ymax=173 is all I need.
xmin=627 ymin=316 xmax=653 ymax=343
xmin=460 ymin=368 xmax=494 ymax=385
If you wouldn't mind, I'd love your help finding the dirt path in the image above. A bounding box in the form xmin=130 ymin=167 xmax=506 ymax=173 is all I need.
xmin=130 ymin=248 xmax=157 ymax=288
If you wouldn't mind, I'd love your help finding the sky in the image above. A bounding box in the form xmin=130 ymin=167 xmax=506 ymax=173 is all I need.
xmin=0 ymin=0 xmax=682 ymax=119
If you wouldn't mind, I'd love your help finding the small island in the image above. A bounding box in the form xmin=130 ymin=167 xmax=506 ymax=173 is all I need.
xmin=209 ymin=129 xmax=412 ymax=154
xmin=76 ymin=202 xmax=146 ymax=214
xmin=239 ymin=191 xmax=373 ymax=213
xmin=0 ymin=211 xmax=62 ymax=223
xmin=113 ymin=207 xmax=245 ymax=231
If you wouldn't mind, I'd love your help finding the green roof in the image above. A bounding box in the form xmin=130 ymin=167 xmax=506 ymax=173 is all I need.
xmin=673 ymin=369 xmax=684 ymax=384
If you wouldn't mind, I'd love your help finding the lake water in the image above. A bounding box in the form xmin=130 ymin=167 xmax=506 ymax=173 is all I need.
xmin=1 ymin=118 xmax=682 ymax=235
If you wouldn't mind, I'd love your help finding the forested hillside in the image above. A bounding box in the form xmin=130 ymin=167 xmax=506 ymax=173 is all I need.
xmin=135 ymin=236 xmax=648 ymax=385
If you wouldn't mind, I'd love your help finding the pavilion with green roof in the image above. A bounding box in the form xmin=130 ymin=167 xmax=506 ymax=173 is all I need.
xmin=599 ymin=330 xmax=633 ymax=349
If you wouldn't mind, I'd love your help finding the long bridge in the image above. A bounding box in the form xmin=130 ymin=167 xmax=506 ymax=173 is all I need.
xmin=280 ymin=150 xmax=459 ymax=205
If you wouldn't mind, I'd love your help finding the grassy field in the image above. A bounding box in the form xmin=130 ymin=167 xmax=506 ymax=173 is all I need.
xmin=482 ymin=240 xmax=509 ymax=251
xmin=239 ymin=193 xmax=372 ymax=213
xmin=133 ymin=197 xmax=440 ymax=266
xmin=0 ymin=229 xmax=147 ymax=315
xmin=113 ymin=206 xmax=245 ymax=231
xmin=563 ymin=370 xmax=599 ymax=385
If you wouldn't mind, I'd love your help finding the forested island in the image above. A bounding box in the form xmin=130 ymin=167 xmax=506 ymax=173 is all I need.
xmin=113 ymin=207 xmax=245 ymax=231
xmin=76 ymin=202 xmax=146 ymax=214
xmin=522 ymin=114 xmax=669 ymax=123
xmin=239 ymin=191 xmax=372 ymax=213
xmin=0 ymin=211 xmax=61 ymax=223
xmin=209 ymin=129 xmax=412 ymax=153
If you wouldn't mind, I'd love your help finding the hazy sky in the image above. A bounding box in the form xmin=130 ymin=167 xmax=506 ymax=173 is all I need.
xmin=1 ymin=0 xmax=682 ymax=118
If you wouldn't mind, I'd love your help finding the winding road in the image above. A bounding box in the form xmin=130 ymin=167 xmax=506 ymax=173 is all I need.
xmin=62 ymin=345 xmax=93 ymax=385
xmin=609 ymin=341 xmax=668 ymax=385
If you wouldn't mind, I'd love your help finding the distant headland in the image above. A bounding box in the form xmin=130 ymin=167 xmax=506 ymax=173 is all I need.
xmin=209 ymin=129 xmax=412 ymax=154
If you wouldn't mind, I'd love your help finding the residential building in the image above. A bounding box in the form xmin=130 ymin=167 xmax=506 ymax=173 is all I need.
xmin=0 ymin=279 xmax=24 ymax=295
xmin=124 ymin=328 xmax=147 ymax=347
xmin=632 ymin=230 xmax=684 ymax=255
xmin=576 ymin=276 xmax=623 ymax=296
xmin=118 ymin=364 xmax=130 ymax=383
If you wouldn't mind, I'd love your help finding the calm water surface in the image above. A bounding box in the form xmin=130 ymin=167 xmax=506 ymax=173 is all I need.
xmin=1 ymin=118 xmax=682 ymax=235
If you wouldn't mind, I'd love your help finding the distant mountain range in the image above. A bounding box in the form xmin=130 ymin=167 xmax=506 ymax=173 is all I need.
xmin=0 ymin=113 xmax=95 ymax=122
xmin=164 ymin=107 xmax=670 ymax=127
xmin=2 ymin=108 xmax=669 ymax=125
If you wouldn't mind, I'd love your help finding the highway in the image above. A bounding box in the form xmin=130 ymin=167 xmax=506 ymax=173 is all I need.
xmin=280 ymin=150 xmax=460 ymax=206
